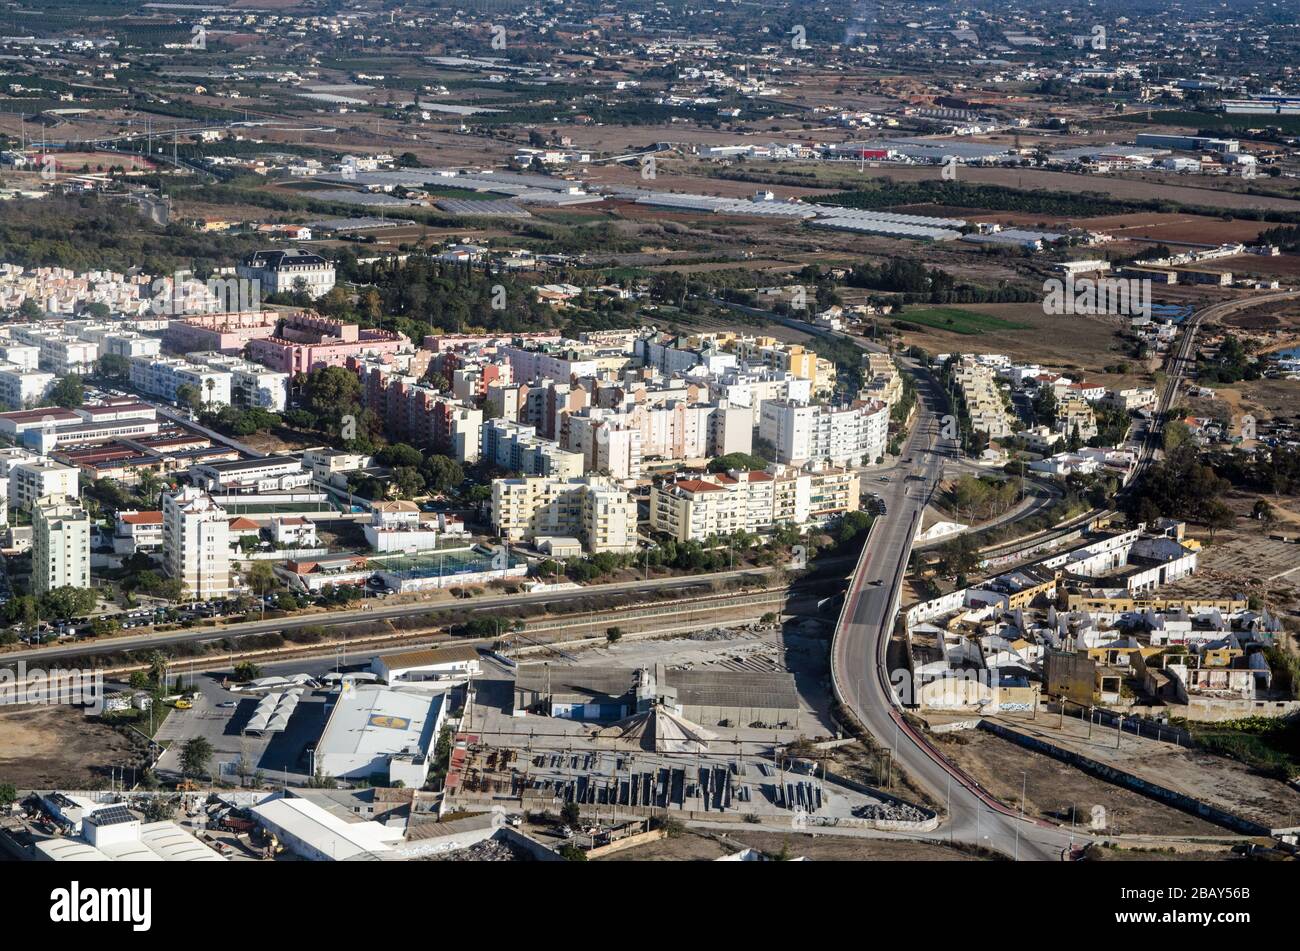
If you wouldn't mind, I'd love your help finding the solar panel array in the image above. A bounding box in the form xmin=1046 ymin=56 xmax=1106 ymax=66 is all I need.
xmin=89 ymin=805 xmax=136 ymax=826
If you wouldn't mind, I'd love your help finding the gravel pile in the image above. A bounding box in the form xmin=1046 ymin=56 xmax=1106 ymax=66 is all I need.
xmin=428 ymin=838 xmax=530 ymax=862
xmin=854 ymin=802 xmax=931 ymax=823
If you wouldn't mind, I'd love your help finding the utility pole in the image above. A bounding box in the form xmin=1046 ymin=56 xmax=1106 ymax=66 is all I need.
xmin=1015 ymin=770 xmax=1026 ymax=861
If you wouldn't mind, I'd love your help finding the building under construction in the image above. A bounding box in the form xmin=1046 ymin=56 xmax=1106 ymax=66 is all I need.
xmin=446 ymin=745 xmax=824 ymax=818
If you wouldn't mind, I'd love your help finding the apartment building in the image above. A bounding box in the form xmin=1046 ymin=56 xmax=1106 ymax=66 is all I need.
xmin=1102 ymin=387 xmax=1157 ymax=412
xmin=759 ymin=399 xmax=889 ymax=467
xmin=162 ymin=311 xmax=280 ymax=355
xmin=247 ymin=313 xmax=407 ymax=375
xmin=806 ymin=466 xmax=861 ymax=521
xmin=651 ymin=471 xmax=775 ymax=541
xmin=162 ymin=487 xmax=231 ymax=600
xmin=491 ymin=476 xmax=638 ymax=553
xmin=706 ymin=368 xmax=813 ymax=417
xmin=1056 ymin=395 xmax=1099 ymax=441
xmin=952 ymin=357 xmax=1014 ymax=439
xmin=861 ymin=352 xmax=903 ymax=408
xmin=564 ymin=408 xmax=644 ymax=481
xmin=0 ymin=365 xmax=54 ymax=408
xmin=130 ymin=355 xmax=233 ymax=408
xmin=651 ymin=465 xmax=860 ymax=542
xmin=481 ymin=418 xmax=584 ymax=478
xmin=733 ymin=338 xmax=835 ymax=394
xmin=113 ymin=509 xmax=164 ymax=556
xmin=9 ymin=329 xmax=98 ymax=376
xmin=497 ymin=343 xmax=599 ymax=384
xmin=32 ymin=494 xmax=91 ymax=595
xmin=96 ymin=331 xmax=162 ymax=360
xmin=188 ymin=351 xmax=290 ymax=412
xmin=9 ymin=458 xmax=79 ymax=511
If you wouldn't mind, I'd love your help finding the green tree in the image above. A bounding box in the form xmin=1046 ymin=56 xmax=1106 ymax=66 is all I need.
xmin=39 ymin=585 xmax=96 ymax=620
xmin=179 ymin=737 xmax=213 ymax=779
xmin=48 ymin=374 xmax=85 ymax=409
xmin=233 ymin=661 xmax=261 ymax=681
xmin=176 ymin=383 xmax=203 ymax=414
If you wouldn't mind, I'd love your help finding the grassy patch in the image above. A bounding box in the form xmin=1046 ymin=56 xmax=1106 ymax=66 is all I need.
xmin=1182 ymin=715 xmax=1300 ymax=780
xmin=892 ymin=307 xmax=1032 ymax=335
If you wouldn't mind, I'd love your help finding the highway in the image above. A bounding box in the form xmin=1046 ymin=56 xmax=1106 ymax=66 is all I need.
xmin=830 ymin=359 xmax=1078 ymax=859
xmin=830 ymin=287 xmax=1300 ymax=859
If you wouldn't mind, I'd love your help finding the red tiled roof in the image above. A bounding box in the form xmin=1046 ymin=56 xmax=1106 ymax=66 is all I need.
xmin=121 ymin=511 xmax=163 ymax=525
xmin=674 ymin=479 xmax=724 ymax=492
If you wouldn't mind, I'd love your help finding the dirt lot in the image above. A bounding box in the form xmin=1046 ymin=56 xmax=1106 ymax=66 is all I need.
xmin=933 ymin=726 xmax=1234 ymax=837
xmin=596 ymin=827 xmax=982 ymax=861
xmin=973 ymin=714 xmax=1300 ymax=833
xmin=0 ymin=705 xmax=145 ymax=789
xmin=892 ymin=303 xmax=1133 ymax=376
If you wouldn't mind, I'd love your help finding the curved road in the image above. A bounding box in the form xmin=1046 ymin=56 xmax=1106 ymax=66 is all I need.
xmin=831 ymin=360 xmax=1077 ymax=859
xmin=831 ymin=287 xmax=1300 ymax=859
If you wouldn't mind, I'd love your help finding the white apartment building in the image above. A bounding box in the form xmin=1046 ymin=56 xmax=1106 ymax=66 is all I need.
xmin=188 ymin=351 xmax=289 ymax=411
xmin=498 ymin=344 xmax=599 ymax=384
xmin=32 ymin=494 xmax=91 ymax=595
xmin=481 ymin=419 xmax=584 ymax=478
xmin=491 ymin=476 xmax=638 ymax=553
xmin=162 ymin=487 xmax=231 ymax=600
xmin=651 ymin=465 xmax=860 ymax=542
xmin=0 ymin=365 xmax=54 ymax=408
xmin=130 ymin=355 xmax=233 ymax=407
xmin=759 ymin=399 xmax=889 ymax=467
xmin=0 ymin=345 xmax=40 ymax=371
xmin=9 ymin=330 xmax=98 ymax=376
xmin=1103 ymin=387 xmax=1157 ymax=412
xmin=707 ymin=369 xmax=813 ymax=417
xmin=9 ymin=458 xmax=79 ymax=511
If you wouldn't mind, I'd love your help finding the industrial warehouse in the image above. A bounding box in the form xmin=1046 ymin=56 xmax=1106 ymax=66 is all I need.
xmin=512 ymin=663 xmax=801 ymax=729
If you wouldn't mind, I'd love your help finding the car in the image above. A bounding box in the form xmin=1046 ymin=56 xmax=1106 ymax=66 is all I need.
xmin=218 ymin=701 xmax=237 ymax=708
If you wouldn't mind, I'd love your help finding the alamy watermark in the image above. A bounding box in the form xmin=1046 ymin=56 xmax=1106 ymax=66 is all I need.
xmin=149 ymin=271 xmax=261 ymax=316
xmin=1042 ymin=273 xmax=1151 ymax=319
xmin=0 ymin=662 xmax=105 ymax=714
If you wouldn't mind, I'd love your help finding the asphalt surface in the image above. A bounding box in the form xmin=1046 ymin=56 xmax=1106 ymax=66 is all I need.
xmin=830 ymin=289 xmax=1300 ymax=859
xmin=831 ymin=356 xmax=1078 ymax=860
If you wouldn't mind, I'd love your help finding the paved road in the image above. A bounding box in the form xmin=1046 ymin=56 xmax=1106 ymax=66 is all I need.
xmin=831 ymin=359 xmax=1078 ymax=860
xmin=830 ymin=288 xmax=1300 ymax=859
xmin=1133 ymin=288 xmax=1300 ymax=480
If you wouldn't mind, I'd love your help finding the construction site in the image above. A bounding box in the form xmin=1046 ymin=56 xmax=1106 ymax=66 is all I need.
xmin=442 ymin=625 xmax=937 ymax=830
